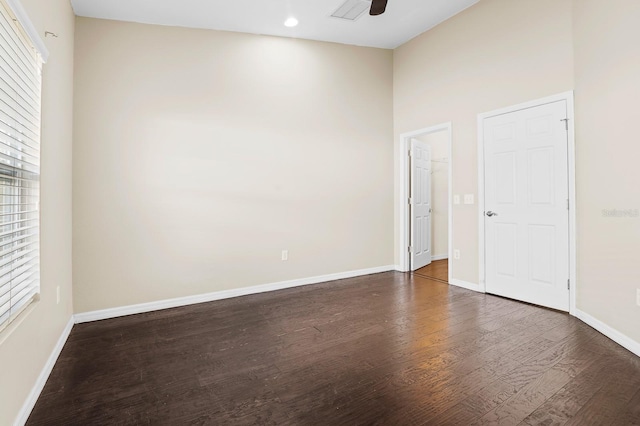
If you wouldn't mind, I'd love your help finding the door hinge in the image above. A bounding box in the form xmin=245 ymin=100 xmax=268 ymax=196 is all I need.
xmin=408 ymin=246 xmax=413 ymax=253
xmin=408 ymin=197 xmax=413 ymax=205
xmin=409 ymin=149 xmax=412 ymax=157
xmin=567 ymin=279 xmax=570 ymax=290
xmin=561 ymin=118 xmax=569 ymax=130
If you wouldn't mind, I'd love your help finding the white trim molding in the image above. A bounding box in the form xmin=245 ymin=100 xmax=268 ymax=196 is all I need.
xmin=14 ymin=316 xmax=74 ymax=426
xmin=431 ymin=254 xmax=448 ymax=261
xmin=574 ymin=309 xmax=640 ymax=358
xmin=75 ymin=265 xmax=397 ymax=323
xmin=477 ymin=91 xmax=577 ymax=312
xmin=5 ymin=0 xmax=49 ymax=62
xmin=449 ymin=279 xmax=482 ymax=293
xmin=397 ymin=122 xmax=453 ymax=286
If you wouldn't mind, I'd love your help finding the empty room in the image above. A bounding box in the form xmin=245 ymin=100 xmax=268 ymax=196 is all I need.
xmin=1 ymin=0 xmax=639 ymax=424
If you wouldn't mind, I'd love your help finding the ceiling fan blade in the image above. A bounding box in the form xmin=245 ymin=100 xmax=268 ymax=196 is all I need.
xmin=369 ymin=0 xmax=388 ymax=16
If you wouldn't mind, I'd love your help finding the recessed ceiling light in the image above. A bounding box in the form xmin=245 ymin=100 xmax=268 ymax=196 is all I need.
xmin=284 ymin=17 xmax=298 ymax=27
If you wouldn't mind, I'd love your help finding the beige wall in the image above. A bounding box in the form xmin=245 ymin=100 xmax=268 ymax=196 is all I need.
xmin=573 ymin=0 xmax=640 ymax=343
xmin=0 ymin=0 xmax=75 ymax=424
xmin=72 ymin=18 xmax=394 ymax=313
xmin=393 ymin=0 xmax=574 ymax=283
xmin=395 ymin=0 xmax=640 ymax=346
xmin=415 ymin=131 xmax=449 ymax=258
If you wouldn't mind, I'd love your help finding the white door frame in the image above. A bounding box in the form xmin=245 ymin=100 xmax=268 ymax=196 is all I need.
xmin=398 ymin=122 xmax=453 ymax=283
xmin=477 ymin=91 xmax=577 ymax=315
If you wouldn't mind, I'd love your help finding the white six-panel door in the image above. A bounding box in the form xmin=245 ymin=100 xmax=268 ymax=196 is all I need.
xmin=411 ymin=139 xmax=432 ymax=271
xmin=483 ymin=101 xmax=570 ymax=311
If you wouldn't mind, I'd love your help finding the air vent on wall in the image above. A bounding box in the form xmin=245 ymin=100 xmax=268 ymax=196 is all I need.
xmin=331 ymin=0 xmax=372 ymax=21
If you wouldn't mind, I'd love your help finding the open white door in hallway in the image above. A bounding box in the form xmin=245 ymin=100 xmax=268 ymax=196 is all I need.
xmin=411 ymin=139 xmax=432 ymax=270
xmin=483 ymin=100 xmax=570 ymax=311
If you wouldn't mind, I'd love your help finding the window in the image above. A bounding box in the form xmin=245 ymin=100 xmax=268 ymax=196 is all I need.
xmin=0 ymin=0 xmax=43 ymax=332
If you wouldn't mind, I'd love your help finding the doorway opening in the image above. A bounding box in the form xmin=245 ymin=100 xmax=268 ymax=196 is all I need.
xmin=398 ymin=123 xmax=452 ymax=284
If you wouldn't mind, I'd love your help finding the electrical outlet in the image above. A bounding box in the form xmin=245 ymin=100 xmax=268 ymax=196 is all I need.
xmin=637 ymin=289 xmax=640 ymax=307
xmin=56 ymin=286 xmax=60 ymax=304
xmin=454 ymin=249 xmax=460 ymax=260
xmin=281 ymin=250 xmax=288 ymax=261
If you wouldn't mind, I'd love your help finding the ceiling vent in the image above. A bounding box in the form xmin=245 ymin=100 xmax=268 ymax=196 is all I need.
xmin=331 ymin=0 xmax=372 ymax=21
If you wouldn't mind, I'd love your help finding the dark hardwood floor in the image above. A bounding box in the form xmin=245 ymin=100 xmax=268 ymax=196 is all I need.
xmin=415 ymin=259 xmax=448 ymax=283
xmin=28 ymin=272 xmax=640 ymax=425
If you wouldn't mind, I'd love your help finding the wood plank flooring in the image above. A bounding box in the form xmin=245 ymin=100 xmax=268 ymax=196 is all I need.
xmin=27 ymin=272 xmax=640 ymax=425
xmin=415 ymin=259 xmax=448 ymax=283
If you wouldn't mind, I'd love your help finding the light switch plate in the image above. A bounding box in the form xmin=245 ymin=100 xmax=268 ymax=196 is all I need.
xmin=464 ymin=194 xmax=474 ymax=205
xmin=453 ymin=195 xmax=461 ymax=205
xmin=453 ymin=249 xmax=460 ymax=260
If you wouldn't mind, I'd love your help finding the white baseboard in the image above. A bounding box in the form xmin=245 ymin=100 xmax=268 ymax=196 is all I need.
xmin=14 ymin=316 xmax=74 ymax=426
xmin=431 ymin=254 xmax=449 ymax=261
xmin=75 ymin=265 xmax=396 ymax=323
xmin=449 ymin=278 xmax=482 ymax=293
xmin=574 ymin=309 xmax=640 ymax=358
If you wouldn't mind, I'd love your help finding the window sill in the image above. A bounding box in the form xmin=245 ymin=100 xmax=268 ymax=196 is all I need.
xmin=0 ymin=295 xmax=40 ymax=346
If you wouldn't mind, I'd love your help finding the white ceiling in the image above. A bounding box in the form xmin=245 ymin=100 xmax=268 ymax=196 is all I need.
xmin=70 ymin=0 xmax=479 ymax=49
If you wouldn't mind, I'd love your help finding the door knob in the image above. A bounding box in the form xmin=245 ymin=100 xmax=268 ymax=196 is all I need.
xmin=486 ymin=211 xmax=498 ymax=217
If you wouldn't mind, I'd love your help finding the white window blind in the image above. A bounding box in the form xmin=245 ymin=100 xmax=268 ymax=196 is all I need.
xmin=0 ymin=0 xmax=42 ymax=332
